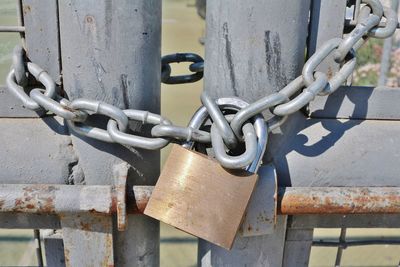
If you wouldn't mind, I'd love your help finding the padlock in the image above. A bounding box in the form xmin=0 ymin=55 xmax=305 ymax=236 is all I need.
xmin=209 ymin=99 xmax=277 ymax=237
xmin=144 ymin=97 xmax=267 ymax=250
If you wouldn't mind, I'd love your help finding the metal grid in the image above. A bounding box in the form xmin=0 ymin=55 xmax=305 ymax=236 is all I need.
xmin=313 ymin=228 xmax=400 ymax=266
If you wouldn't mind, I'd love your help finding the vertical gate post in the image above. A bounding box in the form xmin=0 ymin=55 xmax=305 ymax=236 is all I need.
xmin=379 ymin=0 xmax=399 ymax=85
xmin=58 ymin=1 xmax=161 ymax=266
xmin=199 ymin=0 xmax=311 ymax=265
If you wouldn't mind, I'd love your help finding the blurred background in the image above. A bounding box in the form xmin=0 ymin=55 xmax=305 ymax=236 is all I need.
xmin=1 ymin=0 xmax=400 ymax=266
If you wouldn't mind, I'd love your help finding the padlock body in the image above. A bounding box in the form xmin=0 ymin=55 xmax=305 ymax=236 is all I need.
xmin=144 ymin=144 xmax=258 ymax=249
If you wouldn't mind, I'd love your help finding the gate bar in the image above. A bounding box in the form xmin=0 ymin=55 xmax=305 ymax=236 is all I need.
xmin=1 ymin=184 xmax=399 ymax=216
xmin=0 ymin=26 xmax=25 ymax=32
xmin=131 ymin=186 xmax=400 ymax=215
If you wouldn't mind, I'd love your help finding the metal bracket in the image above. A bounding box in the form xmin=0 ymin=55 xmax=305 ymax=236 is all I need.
xmin=113 ymin=163 xmax=129 ymax=231
xmin=240 ymin=163 xmax=277 ymax=237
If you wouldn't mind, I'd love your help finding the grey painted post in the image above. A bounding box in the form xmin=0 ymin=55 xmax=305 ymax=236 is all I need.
xmin=308 ymin=0 xmax=347 ymax=75
xmin=22 ymin=0 xmax=61 ymax=84
xmin=199 ymin=0 xmax=311 ymax=265
xmin=280 ymin=1 xmax=347 ymax=265
xmin=58 ymin=1 xmax=161 ymax=266
xmin=0 ymin=1 xmax=73 ymax=185
xmin=379 ymin=0 xmax=399 ymax=86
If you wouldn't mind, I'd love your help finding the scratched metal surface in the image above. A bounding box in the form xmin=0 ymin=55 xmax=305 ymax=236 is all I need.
xmin=1 ymin=0 xmax=400 ymax=266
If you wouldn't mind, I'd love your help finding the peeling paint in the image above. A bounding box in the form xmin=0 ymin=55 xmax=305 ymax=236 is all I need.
xmin=279 ymin=187 xmax=400 ymax=214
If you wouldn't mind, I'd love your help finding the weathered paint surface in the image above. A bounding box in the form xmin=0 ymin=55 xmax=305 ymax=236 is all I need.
xmin=113 ymin=163 xmax=128 ymax=231
xmin=279 ymin=187 xmax=400 ymax=214
xmin=240 ymin=164 xmax=277 ymax=237
xmin=0 ymin=184 xmax=113 ymax=215
xmin=61 ymin=214 xmax=114 ymax=267
xmin=58 ymin=1 xmax=162 ymax=264
xmin=202 ymin=0 xmax=311 ymax=264
xmin=3 ymin=184 xmax=399 ymax=217
xmin=0 ymin=117 xmax=76 ymax=184
xmin=131 ymin=186 xmax=153 ymax=214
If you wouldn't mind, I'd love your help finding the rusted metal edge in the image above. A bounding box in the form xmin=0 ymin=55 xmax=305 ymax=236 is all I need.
xmin=132 ymin=186 xmax=400 ymax=215
xmin=113 ymin=163 xmax=129 ymax=231
xmin=278 ymin=187 xmax=400 ymax=214
xmin=0 ymin=184 xmax=115 ymax=215
xmin=1 ymin=185 xmax=400 ymax=216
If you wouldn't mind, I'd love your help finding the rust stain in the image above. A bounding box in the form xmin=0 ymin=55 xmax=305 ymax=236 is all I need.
xmin=85 ymin=15 xmax=94 ymax=23
xmin=113 ymin=174 xmax=127 ymax=230
xmin=126 ymin=187 xmax=151 ymax=214
xmin=23 ymin=5 xmax=31 ymax=15
xmin=80 ymin=222 xmax=91 ymax=231
xmin=10 ymin=185 xmax=57 ymax=214
xmin=279 ymin=187 xmax=400 ymax=214
xmin=128 ymin=196 xmax=149 ymax=214
xmin=64 ymin=247 xmax=70 ymax=267
xmin=26 ymin=204 xmax=35 ymax=209
xmin=110 ymin=195 xmax=118 ymax=213
xmin=101 ymin=235 xmax=114 ymax=267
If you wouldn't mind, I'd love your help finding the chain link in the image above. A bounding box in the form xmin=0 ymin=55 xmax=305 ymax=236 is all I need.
xmin=161 ymin=53 xmax=204 ymax=84
xmin=4 ymin=0 xmax=398 ymax=169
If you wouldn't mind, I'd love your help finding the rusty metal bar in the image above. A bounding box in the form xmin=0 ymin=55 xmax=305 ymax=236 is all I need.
xmin=279 ymin=187 xmax=400 ymax=214
xmin=1 ymin=185 xmax=400 ymax=216
xmin=131 ymin=186 xmax=400 ymax=215
xmin=0 ymin=184 xmax=115 ymax=215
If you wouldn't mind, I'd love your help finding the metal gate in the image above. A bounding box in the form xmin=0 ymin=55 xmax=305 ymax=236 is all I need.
xmin=0 ymin=0 xmax=400 ymax=266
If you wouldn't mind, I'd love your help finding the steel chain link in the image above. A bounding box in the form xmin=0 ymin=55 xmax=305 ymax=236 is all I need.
xmin=4 ymin=0 xmax=398 ymax=169
xmin=161 ymin=53 xmax=204 ymax=84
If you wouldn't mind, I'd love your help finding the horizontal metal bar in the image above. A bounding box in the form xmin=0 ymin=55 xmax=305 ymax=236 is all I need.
xmin=288 ymin=214 xmax=400 ymax=229
xmin=131 ymin=186 xmax=400 ymax=215
xmin=0 ymin=213 xmax=60 ymax=229
xmin=279 ymin=187 xmax=400 ymax=214
xmin=0 ymin=184 xmax=115 ymax=215
xmin=1 ymin=185 xmax=399 ymax=216
xmin=313 ymin=239 xmax=400 ymax=247
xmin=0 ymin=26 xmax=25 ymax=32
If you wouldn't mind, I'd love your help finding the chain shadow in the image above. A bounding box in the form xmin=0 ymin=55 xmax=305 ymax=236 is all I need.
xmin=67 ymin=122 xmax=160 ymax=185
xmin=270 ymin=86 xmax=373 ymax=186
xmin=39 ymin=116 xmax=71 ymax=136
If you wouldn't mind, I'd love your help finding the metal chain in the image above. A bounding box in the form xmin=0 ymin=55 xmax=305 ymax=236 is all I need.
xmin=4 ymin=0 xmax=398 ymax=169
xmin=161 ymin=53 xmax=204 ymax=84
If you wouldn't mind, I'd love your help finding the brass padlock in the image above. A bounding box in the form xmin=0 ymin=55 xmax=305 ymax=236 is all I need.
xmin=144 ymin=98 xmax=267 ymax=249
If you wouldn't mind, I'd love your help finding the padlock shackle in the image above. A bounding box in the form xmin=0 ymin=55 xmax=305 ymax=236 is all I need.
xmin=246 ymin=114 xmax=268 ymax=173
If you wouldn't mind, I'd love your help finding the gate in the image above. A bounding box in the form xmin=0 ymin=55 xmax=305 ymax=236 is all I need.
xmin=0 ymin=0 xmax=400 ymax=266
